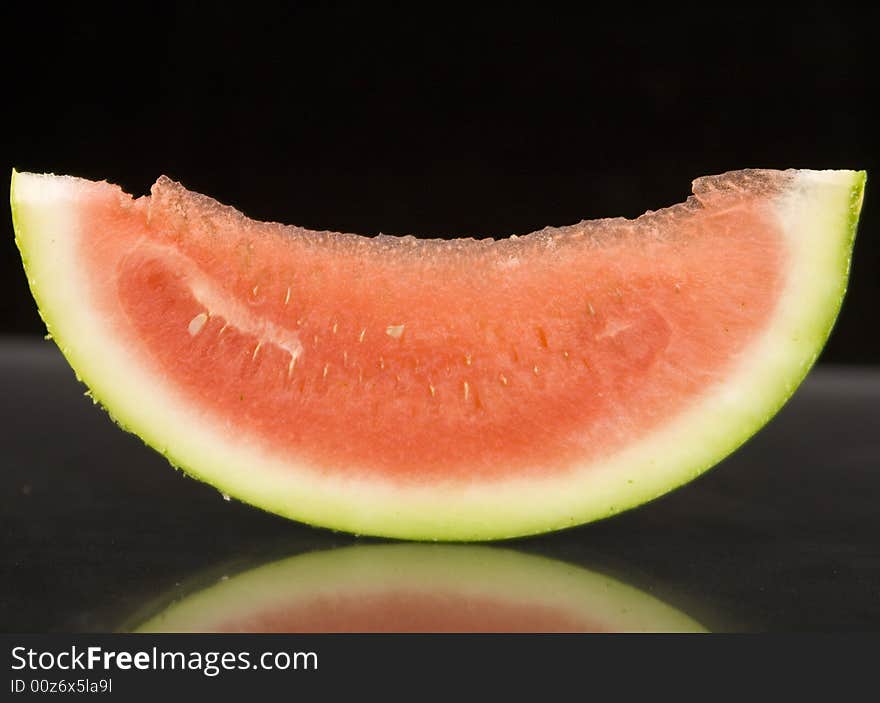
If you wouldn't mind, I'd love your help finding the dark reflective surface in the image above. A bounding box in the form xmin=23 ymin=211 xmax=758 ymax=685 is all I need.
xmin=2 ymin=339 xmax=879 ymax=631
xmin=125 ymin=544 xmax=706 ymax=633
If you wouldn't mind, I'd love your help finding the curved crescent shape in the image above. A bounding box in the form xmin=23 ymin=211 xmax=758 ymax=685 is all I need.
xmin=10 ymin=169 xmax=865 ymax=540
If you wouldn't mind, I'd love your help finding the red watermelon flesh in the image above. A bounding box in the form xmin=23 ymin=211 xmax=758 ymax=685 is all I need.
xmin=11 ymin=169 xmax=865 ymax=539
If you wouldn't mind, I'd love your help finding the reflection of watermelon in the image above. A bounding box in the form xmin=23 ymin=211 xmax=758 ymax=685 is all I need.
xmin=133 ymin=545 xmax=706 ymax=633
xmin=11 ymin=169 xmax=864 ymax=540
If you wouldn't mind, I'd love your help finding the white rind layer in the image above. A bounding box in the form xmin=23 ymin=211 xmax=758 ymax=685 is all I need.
xmin=11 ymin=169 xmax=865 ymax=540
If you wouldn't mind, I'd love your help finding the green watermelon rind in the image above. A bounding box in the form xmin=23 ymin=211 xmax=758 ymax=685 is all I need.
xmin=10 ymin=169 xmax=866 ymax=541
xmin=132 ymin=544 xmax=708 ymax=633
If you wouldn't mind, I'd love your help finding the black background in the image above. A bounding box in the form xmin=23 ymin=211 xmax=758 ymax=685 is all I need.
xmin=0 ymin=2 xmax=877 ymax=363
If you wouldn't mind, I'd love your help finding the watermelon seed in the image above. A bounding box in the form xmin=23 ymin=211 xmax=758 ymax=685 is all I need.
xmin=358 ymin=328 xmax=366 ymax=343
xmin=674 ymin=283 xmax=681 ymax=293
xmin=188 ymin=312 xmax=208 ymax=336
xmin=429 ymin=383 xmax=436 ymax=397
xmin=563 ymin=350 xmax=570 ymax=360
xmin=533 ymin=365 xmax=540 ymax=375
xmin=536 ymin=326 xmax=548 ymax=348
xmin=284 ymin=287 xmax=291 ymax=305
xmin=463 ymin=380 xmax=470 ymax=402
xmin=588 ymin=302 xmax=596 ymax=316
xmin=323 ymin=364 xmax=329 ymax=379
xmin=332 ymin=322 xmax=338 ymax=334
xmin=251 ymin=285 xmax=259 ymax=298
xmin=499 ymin=373 xmax=508 ymax=386
xmin=386 ymin=324 xmax=405 ymax=339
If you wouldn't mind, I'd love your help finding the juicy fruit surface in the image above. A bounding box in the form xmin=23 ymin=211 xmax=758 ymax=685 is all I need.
xmin=11 ymin=169 xmax=864 ymax=539
xmin=133 ymin=545 xmax=707 ymax=632
xmin=92 ymin=175 xmax=779 ymax=480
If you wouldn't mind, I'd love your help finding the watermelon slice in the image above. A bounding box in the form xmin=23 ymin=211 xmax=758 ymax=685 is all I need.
xmin=132 ymin=545 xmax=706 ymax=632
xmin=10 ymin=168 xmax=865 ymax=540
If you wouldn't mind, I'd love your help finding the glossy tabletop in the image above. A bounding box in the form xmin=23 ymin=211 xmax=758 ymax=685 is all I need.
xmin=2 ymin=339 xmax=878 ymax=632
